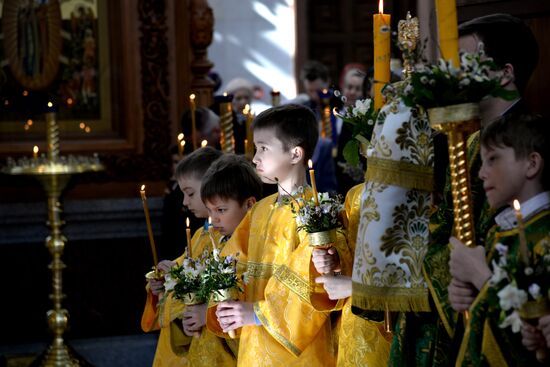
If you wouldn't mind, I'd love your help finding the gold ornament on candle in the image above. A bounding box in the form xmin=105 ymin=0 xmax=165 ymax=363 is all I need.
xmin=398 ymin=12 xmax=420 ymax=79
xmin=244 ymin=104 xmax=255 ymax=159
xmin=201 ymin=139 xmax=208 ymax=148
xmin=320 ymin=89 xmax=332 ymax=140
xmin=270 ymin=89 xmax=281 ymax=106
xmin=190 ymin=94 xmax=198 ymax=150
xmin=186 ymin=217 xmax=192 ymax=258
xmin=140 ymin=185 xmax=159 ymax=272
xmin=373 ymin=0 xmax=391 ymax=110
xmin=220 ymin=97 xmax=234 ymax=153
xmin=308 ymin=159 xmax=319 ymax=206
xmin=513 ymin=200 xmax=530 ymax=265
xmin=33 ymin=145 xmax=39 ymax=159
xmin=435 ymin=0 xmax=459 ymax=67
xmin=177 ymin=133 xmax=184 ymax=158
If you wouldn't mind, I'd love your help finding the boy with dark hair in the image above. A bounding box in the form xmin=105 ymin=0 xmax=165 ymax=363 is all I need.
xmin=448 ymin=114 xmax=550 ymax=365
xmin=201 ymin=154 xmax=263 ymax=237
xmin=206 ymin=104 xmax=348 ymax=366
xmin=142 ymin=147 xmax=238 ymax=367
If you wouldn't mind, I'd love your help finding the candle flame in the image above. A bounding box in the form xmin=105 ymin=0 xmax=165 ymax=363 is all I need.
xmin=180 ymin=140 xmax=186 ymax=147
xmin=186 ymin=217 xmax=190 ymax=228
xmin=308 ymin=159 xmax=313 ymax=169
xmin=322 ymin=88 xmax=328 ymax=94
xmin=201 ymin=140 xmax=208 ymax=147
xmin=190 ymin=93 xmax=196 ymax=100
xmin=177 ymin=133 xmax=184 ymax=141
xmin=243 ymin=104 xmax=250 ymax=114
xmin=47 ymin=101 xmax=53 ymax=108
xmin=378 ymin=0 xmax=383 ymax=13
xmin=33 ymin=145 xmax=39 ymax=154
xmin=140 ymin=184 xmax=146 ymax=192
xmin=208 ymin=217 xmax=212 ymax=225
xmin=513 ymin=199 xmax=521 ymax=211
xmin=272 ymin=89 xmax=279 ymax=94
xmin=223 ymin=92 xmax=228 ymax=97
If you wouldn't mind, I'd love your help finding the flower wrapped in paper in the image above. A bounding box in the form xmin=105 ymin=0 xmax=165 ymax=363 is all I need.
xmin=286 ymin=187 xmax=344 ymax=249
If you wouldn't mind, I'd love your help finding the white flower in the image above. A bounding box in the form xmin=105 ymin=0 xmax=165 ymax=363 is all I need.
xmin=499 ymin=311 xmax=522 ymax=333
xmin=352 ymin=99 xmax=370 ymax=116
xmin=420 ymin=76 xmax=429 ymax=84
xmin=497 ymin=284 xmax=527 ymax=311
xmin=524 ymin=267 xmax=534 ymax=276
xmin=489 ymin=260 xmax=508 ymax=285
xmin=164 ymin=273 xmax=176 ymax=292
xmin=529 ymin=283 xmax=541 ymax=300
xmin=495 ymin=243 xmax=507 ymax=255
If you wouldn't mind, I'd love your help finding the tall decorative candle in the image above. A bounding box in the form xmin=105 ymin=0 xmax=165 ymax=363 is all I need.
xmin=435 ymin=0 xmax=459 ymax=67
xmin=186 ymin=217 xmax=192 ymax=258
xmin=140 ymin=185 xmax=159 ymax=269
xmin=244 ymin=104 xmax=254 ymax=159
xmin=513 ymin=200 xmax=530 ymax=265
xmin=190 ymin=94 xmax=197 ymax=150
xmin=319 ymin=89 xmax=332 ymax=139
xmin=308 ymin=159 xmax=319 ymax=206
xmin=217 ymin=94 xmax=235 ymax=153
xmin=373 ymin=0 xmax=391 ymax=110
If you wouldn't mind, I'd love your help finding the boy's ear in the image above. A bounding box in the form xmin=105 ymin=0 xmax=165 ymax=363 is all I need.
xmin=500 ymin=63 xmax=515 ymax=88
xmin=526 ymin=152 xmax=543 ymax=180
xmin=289 ymin=146 xmax=304 ymax=165
xmin=245 ymin=197 xmax=256 ymax=209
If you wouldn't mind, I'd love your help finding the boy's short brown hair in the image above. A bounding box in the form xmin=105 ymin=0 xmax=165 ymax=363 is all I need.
xmin=201 ymin=154 xmax=263 ymax=205
xmin=481 ymin=114 xmax=550 ymax=189
xmin=175 ymin=146 xmax=222 ymax=180
xmin=253 ymin=104 xmax=319 ymax=162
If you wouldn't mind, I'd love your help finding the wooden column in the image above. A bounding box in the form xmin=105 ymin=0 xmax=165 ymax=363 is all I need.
xmin=189 ymin=0 xmax=215 ymax=107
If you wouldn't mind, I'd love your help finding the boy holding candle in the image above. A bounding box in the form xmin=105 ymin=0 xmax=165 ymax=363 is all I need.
xmin=207 ymin=104 xmax=349 ymax=366
xmin=446 ymin=114 xmax=550 ymax=365
xmin=142 ymin=147 xmax=229 ymax=367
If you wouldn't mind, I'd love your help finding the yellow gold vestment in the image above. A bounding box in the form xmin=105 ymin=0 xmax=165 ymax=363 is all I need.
xmin=207 ymin=192 xmax=348 ymax=366
xmin=141 ymin=226 xmax=237 ymax=367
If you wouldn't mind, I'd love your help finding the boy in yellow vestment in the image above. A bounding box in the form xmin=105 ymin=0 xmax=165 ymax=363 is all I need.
xmin=142 ymin=147 xmax=261 ymax=366
xmin=207 ymin=104 xmax=348 ymax=367
xmin=314 ymin=183 xmax=392 ymax=367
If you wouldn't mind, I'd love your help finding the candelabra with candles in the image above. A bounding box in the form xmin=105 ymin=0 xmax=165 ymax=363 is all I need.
xmin=2 ymin=105 xmax=103 ymax=367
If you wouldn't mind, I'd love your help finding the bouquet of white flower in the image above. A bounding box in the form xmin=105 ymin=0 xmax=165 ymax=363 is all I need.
xmin=488 ymin=239 xmax=550 ymax=333
xmin=333 ymin=98 xmax=378 ymax=166
xmin=286 ymin=187 xmax=344 ymax=248
xmin=202 ymin=248 xmax=247 ymax=302
xmin=164 ymin=250 xmax=209 ymax=305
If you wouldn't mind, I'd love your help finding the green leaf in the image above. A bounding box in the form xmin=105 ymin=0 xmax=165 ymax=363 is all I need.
xmin=343 ymin=140 xmax=360 ymax=165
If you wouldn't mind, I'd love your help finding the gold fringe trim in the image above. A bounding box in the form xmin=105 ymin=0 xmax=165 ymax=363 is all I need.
xmin=274 ymin=265 xmax=312 ymax=304
xmin=254 ymin=302 xmax=302 ymax=357
xmin=365 ymin=157 xmax=433 ymax=191
xmin=422 ymin=264 xmax=454 ymax=338
xmin=352 ymin=281 xmax=431 ymax=312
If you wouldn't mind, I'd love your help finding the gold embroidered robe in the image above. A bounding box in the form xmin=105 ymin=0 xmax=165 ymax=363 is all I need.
xmin=206 ymin=192 xmax=348 ymax=367
xmin=141 ymin=226 xmax=236 ymax=367
xmin=335 ymin=183 xmax=392 ymax=367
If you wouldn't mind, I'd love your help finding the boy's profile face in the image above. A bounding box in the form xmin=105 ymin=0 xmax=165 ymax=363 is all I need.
xmin=479 ymin=145 xmax=529 ymax=209
xmin=177 ymin=175 xmax=209 ymax=218
xmin=252 ymin=127 xmax=294 ymax=184
xmin=205 ymin=196 xmax=253 ymax=236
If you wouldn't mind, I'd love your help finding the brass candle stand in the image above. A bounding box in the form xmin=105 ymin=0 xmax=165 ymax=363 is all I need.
xmin=3 ymin=111 xmax=103 ymax=367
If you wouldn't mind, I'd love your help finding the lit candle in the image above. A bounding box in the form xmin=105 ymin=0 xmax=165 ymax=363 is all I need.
xmin=140 ymin=185 xmax=159 ymax=270
xmin=190 ymin=94 xmax=197 ymax=150
xmin=218 ymin=94 xmax=234 ymax=153
xmin=177 ymin=133 xmax=184 ymax=158
xmin=308 ymin=159 xmax=319 ymax=206
xmin=373 ymin=0 xmax=391 ymax=110
xmin=319 ymin=89 xmax=331 ymax=139
xmin=33 ymin=145 xmax=39 ymax=159
xmin=435 ymin=0 xmax=459 ymax=67
xmin=201 ymin=139 xmax=208 ymax=148
xmin=513 ymin=200 xmax=530 ymax=265
xmin=180 ymin=140 xmax=186 ymax=155
xmin=244 ymin=139 xmax=248 ymax=156
xmin=207 ymin=216 xmax=217 ymax=250
xmin=186 ymin=217 xmax=192 ymax=258
xmin=271 ymin=89 xmax=281 ymax=106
